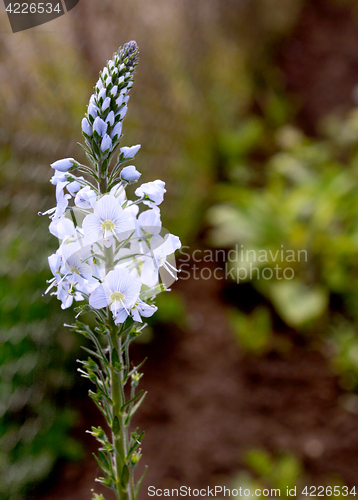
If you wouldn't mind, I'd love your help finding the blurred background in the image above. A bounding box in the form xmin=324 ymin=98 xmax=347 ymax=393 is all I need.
xmin=2 ymin=0 xmax=358 ymax=498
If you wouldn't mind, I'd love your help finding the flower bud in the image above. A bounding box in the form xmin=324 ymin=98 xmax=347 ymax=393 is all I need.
xmin=111 ymin=121 xmax=123 ymax=140
xmin=106 ymin=111 xmax=115 ymax=127
xmin=110 ymin=85 xmax=118 ymax=97
xmin=121 ymin=166 xmax=141 ymax=182
xmin=93 ymin=117 xmax=108 ymax=137
xmin=82 ymin=117 xmax=92 ymax=136
xmin=101 ymin=134 xmax=112 ymax=152
xmin=102 ymin=97 xmax=111 ymax=112
xmin=51 ymin=158 xmax=76 ymax=172
xmin=88 ymin=102 xmax=98 ymax=118
xmin=120 ymin=144 xmax=141 ymax=159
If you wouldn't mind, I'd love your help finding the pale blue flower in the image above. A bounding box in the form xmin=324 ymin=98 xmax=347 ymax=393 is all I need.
xmin=135 ymin=180 xmax=166 ymax=206
xmin=131 ymin=299 xmax=158 ymax=323
xmin=93 ymin=117 xmax=108 ymax=137
xmin=75 ymin=186 xmax=97 ymax=209
xmin=51 ymin=158 xmax=75 ymax=172
xmin=67 ymin=178 xmax=84 ymax=196
xmin=121 ymin=166 xmax=141 ymax=182
xmin=89 ymin=268 xmax=141 ymax=324
xmin=50 ymin=170 xmax=67 ymax=185
xmin=120 ymin=145 xmax=141 ymax=159
xmin=83 ymin=194 xmax=134 ymax=247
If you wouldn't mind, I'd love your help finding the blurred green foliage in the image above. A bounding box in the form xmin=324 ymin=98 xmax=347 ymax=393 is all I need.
xmin=208 ymin=107 xmax=358 ymax=385
xmin=228 ymin=307 xmax=273 ymax=354
xmin=0 ymin=36 xmax=90 ymax=499
xmin=216 ymin=448 xmax=356 ymax=500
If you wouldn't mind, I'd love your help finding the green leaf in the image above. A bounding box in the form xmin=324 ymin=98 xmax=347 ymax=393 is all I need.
xmin=120 ymin=464 xmax=130 ymax=489
xmin=261 ymin=279 xmax=329 ymax=327
xmin=125 ymin=392 xmax=147 ymax=424
xmin=93 ymin=450 xmax=111 ymax=475
xmin=112 ymin=348 xmax=120 ymax=365
xmin=127 ymin=431 xmax=144 ymax=459
xmin=134 ymin=465 xmax=148 ymax=499
xmin=121 ymin=390 xmax=145 ymax=412
xmin=113 ymin=416 xmax=120 ymax=436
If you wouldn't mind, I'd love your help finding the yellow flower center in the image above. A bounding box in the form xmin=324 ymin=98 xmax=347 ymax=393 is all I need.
xmin=110 ymin=292 xmax=125 ymax=302
xmin=69 ymin=265 xmax=80 ymax=275
xmin=101 ymin=220 xmax=115 ymax=232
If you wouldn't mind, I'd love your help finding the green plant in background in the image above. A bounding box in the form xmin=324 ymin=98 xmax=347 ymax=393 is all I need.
xmin=228 ymin=307 xmax=273 ymax=354
xmin=216 ymin=448 xmax=355 ymax=500
xmin=214 ymin=449 xmax=302 ymax=500
xmin=208 ymin=107 xmax=358 ymax=386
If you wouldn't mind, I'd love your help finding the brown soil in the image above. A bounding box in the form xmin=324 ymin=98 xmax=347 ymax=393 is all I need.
xmin=280 ymin=0 xmax=358 ymax=134
xmin=38 ymin=265 xmax=358 ymax=500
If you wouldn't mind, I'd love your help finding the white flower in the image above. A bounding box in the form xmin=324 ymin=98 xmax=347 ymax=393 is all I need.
xmin=53 ymin=181 xmax=71 ymax=220
xmin=110 ymin=184 xmax=127 ymax=203
xmin=67 ymin=178 xmax=84 ymax=196
xmin=153 ymin=233 xmax=181 ymax=281
xmin=135 ymin=180 xmax=166 ymax=207
xmin=46 ymin=248 xmax=86 ymax=310
xmin=75 ymin=186 xmax=97 ymax=209
xmin=50 ymin=170 xmax=67 ymax=185
xmin=131 ymin=299 xmax=158 ymax=322
xmin=62 ymin=243 xmax=93 ymax=285
xmin=137 ymin=208 xmax=161 ymax=234
xmin=130 ymin=233 xmax=181 ymax=287
xmin=89 ymin=268 xmax=141 ymax=324
xmin=51 ymin=158 xmax=75 ymax=173
xmin=49 ymin=216 xmax=76 ymax=240
xmin=121 ymin=166 xmax=141 ymax=182
xmin=120 ymin=145 xmax=141 ymax=159
xmin=83 ymin=194 xmax=134 ymax=247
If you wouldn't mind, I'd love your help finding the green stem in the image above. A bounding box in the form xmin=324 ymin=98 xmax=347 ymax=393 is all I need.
xmin=109 ymin=324 xmax=132 ymax=500
xmin=104 ymin=234 xmax=133 ymax=500
xmin=99 ymin=163 xmax=134 ymax=500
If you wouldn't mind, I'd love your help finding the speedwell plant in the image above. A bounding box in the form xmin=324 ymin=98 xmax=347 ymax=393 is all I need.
xmin=41 ymin=41 xmax=181 ymax=500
